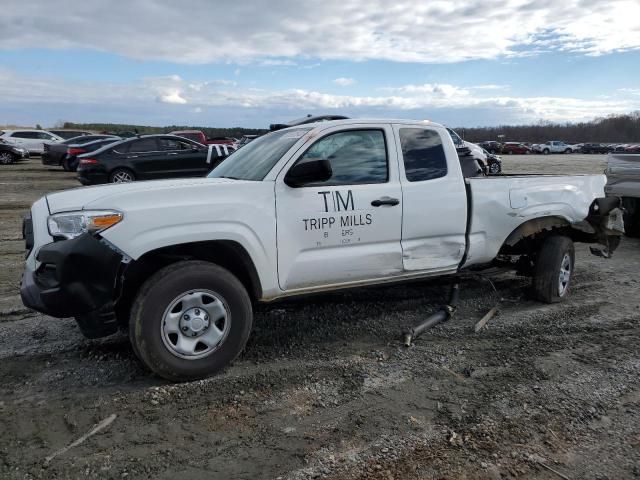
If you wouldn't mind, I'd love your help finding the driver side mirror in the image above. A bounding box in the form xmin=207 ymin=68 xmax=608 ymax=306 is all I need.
xmin=284 ymin=159 xmax=332 ymax=187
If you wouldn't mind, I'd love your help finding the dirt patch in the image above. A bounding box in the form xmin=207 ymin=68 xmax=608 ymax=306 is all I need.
xmin=1 ymin=155 xmax=639 ymax=479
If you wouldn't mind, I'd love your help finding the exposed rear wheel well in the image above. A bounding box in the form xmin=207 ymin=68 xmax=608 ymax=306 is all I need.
xmin=115 ymin=240 xmax=262 ymax=326
xmin=499 ymin=216 xmax=573 ymax=256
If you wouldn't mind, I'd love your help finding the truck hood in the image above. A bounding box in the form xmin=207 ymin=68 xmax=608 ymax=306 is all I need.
xmin=46 ymin=177 xmax=250 ymax=213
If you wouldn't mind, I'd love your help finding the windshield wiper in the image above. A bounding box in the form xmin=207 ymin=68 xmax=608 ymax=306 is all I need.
xmin=217 ymin=176 xmax=242 ymax=180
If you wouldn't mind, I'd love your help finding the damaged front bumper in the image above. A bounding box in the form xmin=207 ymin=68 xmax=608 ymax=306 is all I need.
xmin=20 ymin=232 xmax=124 ymax=338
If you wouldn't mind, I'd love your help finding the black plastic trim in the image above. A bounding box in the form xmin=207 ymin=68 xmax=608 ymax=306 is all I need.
xmin=20 ymin=233 xmax=122 ymax=319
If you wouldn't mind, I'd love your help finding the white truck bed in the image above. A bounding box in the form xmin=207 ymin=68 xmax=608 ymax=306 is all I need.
xmin=465 ymin=174 xmax=607 ymax=266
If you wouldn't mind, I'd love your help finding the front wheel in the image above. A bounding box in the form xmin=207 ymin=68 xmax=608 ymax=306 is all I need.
xmin=130 ymin=261 xmax=253 ymax=381
xmin=531 ymin=236 xmax=574 ymax=303
xmin=564 ymin=148 xmax=572 ymax=154
xmin=488 ymin=161 xmax=501 ymax=174
xmin=542 ymin=148 xmax=550 ymax=155
xmin=0 ymin=151 xmax=15 ymax=165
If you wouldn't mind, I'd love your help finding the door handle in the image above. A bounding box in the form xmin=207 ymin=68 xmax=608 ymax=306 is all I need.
xmin=167 ymin=152 xmax=178 ymax=155
xmin=371 ymin=197 xmax=399 ymax=207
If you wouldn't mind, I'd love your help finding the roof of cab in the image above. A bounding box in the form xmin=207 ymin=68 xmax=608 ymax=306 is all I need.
xmin=281 ymin=118 xmax=444 ymax=132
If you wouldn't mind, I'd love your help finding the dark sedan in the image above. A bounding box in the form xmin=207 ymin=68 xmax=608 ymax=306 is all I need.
xmin=42 ymin=135 xmax=119 ymax=170
xmin=580 ymin=143 xmax=613 ymax=154
xmin=0 ymin=139 xmax=30 ymax=164
xmin=76 ymin=135 xmax=230 ymax=185
xmin=478 ymin=141 xmax=502 ymax=154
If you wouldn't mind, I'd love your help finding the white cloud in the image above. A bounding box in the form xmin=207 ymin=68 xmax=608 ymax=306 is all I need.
xmin=0 ymin=68 xmax=636 ymax=125
xmin=382 ymin=83 xmax=470 ymax=97
xmin=0 ymin=0 xmax=638 ymax=64
xmin=158 ymin=91 xmax=187 ymax=104
xmin=333 ymin=77 xmax=356 ymax=86
xmin=470 ymin=84 xmax=509 ymax=91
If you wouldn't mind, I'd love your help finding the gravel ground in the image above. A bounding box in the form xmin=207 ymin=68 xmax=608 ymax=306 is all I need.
xmin=1 ymin=154 xmax=639 ymax=479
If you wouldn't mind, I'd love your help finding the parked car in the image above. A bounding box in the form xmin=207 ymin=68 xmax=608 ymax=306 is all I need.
xmin=0 ymin=129 xmax=64 ymax=155
xmin=580 ymin=143 xmax=613 ymax=154
xmin=208 ymin=136 xmax=236 ymax=145
xmin=48 ymin=129 xmax=94 ymax=139
xmin=482 ymin=149 xmax=502 ymax=174
xmin=605 ymin=153 xmax=640 ymax=237
xmin=67 ymin=138 xmax=123 ymax=172
xmin=446 ymin=128 xmax=488 ymax=167
xmin=42 ymin=135 xmax=120 ymax=170
xmin=270 ymin=114 xmax=350 ymax=131
xmin=76 ymin=134 xmax=229 ymax=185
xmin=624 ymin=144 xmax=640 ymax=153
xmin=500 ymin=142 xmax=530 ymax=154
xmin=532 ymin=141 xmax=577 ymax=154
xmin=478 ymin=141 xmax=502 ymax=154
xmin=170 ymin=130 xmax=209 ymax=144
xmin=0 ymin=138 xmax=29 ymax=164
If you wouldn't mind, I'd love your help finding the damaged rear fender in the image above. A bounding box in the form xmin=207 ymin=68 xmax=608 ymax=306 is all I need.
xmin=500 ymin=197 xmax=624 ymax=257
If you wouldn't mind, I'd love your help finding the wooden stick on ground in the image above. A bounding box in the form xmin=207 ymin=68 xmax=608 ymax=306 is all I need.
xmin=474 ymin=306 xmax=499 ymax=332
xmin=538 ymin=461 xmax=571 ymax=480
xmin=44 ymin=414 xmax=117 ymax=465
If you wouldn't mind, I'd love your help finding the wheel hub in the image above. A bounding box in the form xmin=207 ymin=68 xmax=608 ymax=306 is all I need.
xmin=179 ymin=307 xmax=210 ymax=337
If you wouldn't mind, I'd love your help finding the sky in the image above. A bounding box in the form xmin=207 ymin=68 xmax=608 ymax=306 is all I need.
xmin=1 ymin=0 xmax=640 ymax=129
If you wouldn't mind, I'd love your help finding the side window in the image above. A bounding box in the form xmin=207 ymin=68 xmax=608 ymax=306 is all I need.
xmin=296 ymin=129 xmax=388 ymax=186
xmin=129 ymin=138 xmax=158 ymax=153
xmin=13 ymin=131 xmax=36 ymax=139
xmin=399 ymin=128 xmax=448 ymax=182
xmin=159 ymin=138 xmax=194 ymax=151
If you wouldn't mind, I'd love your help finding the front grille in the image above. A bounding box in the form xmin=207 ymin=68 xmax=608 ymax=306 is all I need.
xmin=23 ymin=212 xmax=34 ymax=257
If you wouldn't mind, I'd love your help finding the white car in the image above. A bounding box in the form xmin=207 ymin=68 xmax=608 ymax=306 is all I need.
xmin=0 ymin=129 xmax=64 ymax=155
xmin=531 ymin=141 xmax=578 ymax=154
xmin=20 ymin=118 xmax=623 ymax=381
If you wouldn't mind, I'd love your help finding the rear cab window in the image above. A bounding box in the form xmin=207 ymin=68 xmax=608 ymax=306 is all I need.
xmin=398 ymin=128 xmax=447 ymax=182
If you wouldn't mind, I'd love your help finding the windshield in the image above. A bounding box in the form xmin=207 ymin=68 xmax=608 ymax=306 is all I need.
xmin=208 ymin=128 xmax=311 ymax=181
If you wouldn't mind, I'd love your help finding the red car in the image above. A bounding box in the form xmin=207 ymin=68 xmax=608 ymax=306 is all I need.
xmin=501 ymin=142 xmax=530 ymax=154
xmin=170 ymin=130 xmax=236 ymax=146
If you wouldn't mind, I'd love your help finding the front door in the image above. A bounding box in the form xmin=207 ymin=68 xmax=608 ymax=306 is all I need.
xmin=275 ymin=126 xmax=404 ymax=291
xmin=157 ymin=137 xmax=208 ymax=177
xmin=393 ymin=125 xmax=467 ymax=271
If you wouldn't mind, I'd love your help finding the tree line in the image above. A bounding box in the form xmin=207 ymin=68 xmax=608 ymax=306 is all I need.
xmin=61 ymin=112 xmax=640 ymax=144
xmin=457 ymin=112 xmax=640 ymax=144
xmin=60 ymin=122 xmax=267 ymax=138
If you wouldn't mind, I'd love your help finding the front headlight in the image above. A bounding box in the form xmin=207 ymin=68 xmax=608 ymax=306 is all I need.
xmin=47 ymin=210 xmax=123 ymax=240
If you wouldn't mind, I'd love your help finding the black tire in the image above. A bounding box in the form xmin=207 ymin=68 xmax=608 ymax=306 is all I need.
xmin=488 ymin=161 xmax=501 ymax=174
xmin=564 ymin=148 xmax=572 ymax=154
xmin=532 ymin=236 xmax=575 ymax=303
xmin=109 ymin=168 xmax=136 ymax=183
xmin=542 ymin=148 xmax=550 ymax=155
xmin=622 ymin=197 xmax=640 ymax=238
xmin=62 ymin=157 xmax=70 ymax=171
xmin=130 ymin=260 xmax=253 ymax=381
xmin=0 ymin=151 xmax=15 ymax=165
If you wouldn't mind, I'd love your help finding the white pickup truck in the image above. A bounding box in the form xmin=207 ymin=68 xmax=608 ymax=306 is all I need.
xmin=21 ymin=119 xmax=623 ymax=381
xmin=532 ymin=141 xmax=578 ymax=154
